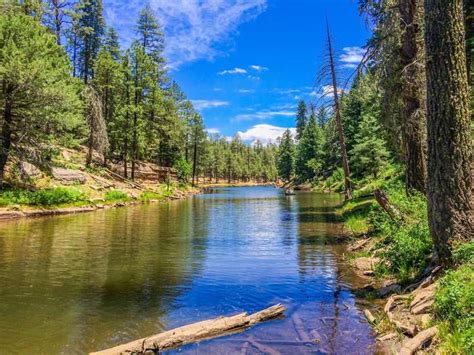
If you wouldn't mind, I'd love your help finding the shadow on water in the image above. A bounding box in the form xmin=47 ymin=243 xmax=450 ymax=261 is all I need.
xmin=0 ymin=187 xmax=376 ymax=354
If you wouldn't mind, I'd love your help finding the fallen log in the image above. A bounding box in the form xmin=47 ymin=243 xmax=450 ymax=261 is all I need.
xmin=374 ymin=189 xmax=404 ymax=221
xmin=91 ymin=304 xmax=286 ymax=355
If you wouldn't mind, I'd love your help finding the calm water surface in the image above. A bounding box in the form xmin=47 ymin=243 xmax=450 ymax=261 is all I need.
xmin=0 ymin=186 xmax=376 ymax=354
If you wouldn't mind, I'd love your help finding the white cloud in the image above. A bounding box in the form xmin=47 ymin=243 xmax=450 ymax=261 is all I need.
xmin=272 ymin=88 xmax=300 ymax=95
xmin=238 ymin=124 xmax=296 ymax=144
xmin=191 ymin=100 xmax=229 ymax=110
xmin=310 ymin=85 xmax=343 ymax=98
xmin=249 ymin=64 xmax=268 ymax=71
xmin=234 ymin=110 xmax=294 ymax=121
xmin=218 ymin=67 xmax=248 ymax=75
xmin=206 ymin=128 xmax=221 ymax=134
xmin=238 ymin=89 xmax=255 ymax=93
xmin=340 ymin=46 xmax=365 ymax=67
xmin=149 ymin=0 xmax=268 ymax=68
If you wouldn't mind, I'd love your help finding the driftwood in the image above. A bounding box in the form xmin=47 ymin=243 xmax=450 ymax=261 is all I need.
xmin=399 ymin=326 xmax=438 ymax=355
xmin=91 ymin=304 xmax=286 ymax=355
xmin=374 ymin=189 xmax=404 ymax=221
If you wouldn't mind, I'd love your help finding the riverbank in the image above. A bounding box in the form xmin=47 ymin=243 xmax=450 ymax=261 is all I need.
xmin=335 ymin=175 xmax=473 ymax=354
xmin=0 ymin=147 xmax=199 ymax=222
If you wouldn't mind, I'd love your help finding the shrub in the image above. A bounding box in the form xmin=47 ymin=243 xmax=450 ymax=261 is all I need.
xmin=381 ymin=222 xmax=433 ymax=283
xmin=104 ymin=190 xmax=129 ymax=202
xmin=434 ymin=265 xmax=474 ymax=353
xmin=174 ymin=157 xmax=192 ymax=184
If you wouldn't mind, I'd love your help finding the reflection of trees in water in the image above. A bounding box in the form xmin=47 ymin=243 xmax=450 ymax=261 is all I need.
xmin=0 ymin=201 xmax=209 ymax=353
xmin=295 ymin=193 xmax=343 ymax=279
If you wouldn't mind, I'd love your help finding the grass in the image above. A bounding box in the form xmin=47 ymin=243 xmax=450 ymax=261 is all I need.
xmin=104 ymin=190 xmax=129 ymax=202
xmin=434 ymin=264 xmax=474 ymax=354
xmin=0 ymin=187 xmax=87 ymax=207
xmin=139 ymin=191 xmax=163 ymax=202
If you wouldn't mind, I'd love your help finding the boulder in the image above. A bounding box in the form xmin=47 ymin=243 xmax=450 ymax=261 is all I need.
xmin=51 ymin=167 xmax=87 ymax=185
xmin=20 ymin=161 xmax=42 ymax=180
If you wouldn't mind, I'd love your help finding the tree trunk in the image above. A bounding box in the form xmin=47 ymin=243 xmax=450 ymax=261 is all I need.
xmin=400 ymin=0 xmax=427 ymax=194
xmin=0 ymin=90 xmax=13 ymax=188
xmin=53 ymin=0 xmax=61 ymax=45
xmin=91 ymin=304 xmax=285 ymax=355
xmin=327 ymin=25 xmax=352 ymax=200
xmin=425 ymin=0 xmax=473 ymax=264
xmin=192 ymin=129 xmax=198 ymax=186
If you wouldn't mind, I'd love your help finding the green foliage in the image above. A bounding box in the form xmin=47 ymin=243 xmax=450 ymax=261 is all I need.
xmin=0 ymin=11 xmax=84 ymax=178
xmin=174 ymin=157 xmax=192 ymax=183
xmin=139 ymin=191 xmax=162 ymax=201
xmin=296 ymin=112 xmax=325 ymax=182
xmin=0 ymin=187 xmax=86 ymax=207
xmin=104 ymin=190 xmax=128 ymax=202
xmin=380 ymin=222 xmax=432 ymax=283
xmin=452 ymin=240 xmax=474 ymax=265
xmin=434 ymin=265 xmax=474 ymax=354
xmin=277 ymin=129 xmax=295 ymax=181
xmin=295 ymin=100 xmax=307 ymax=140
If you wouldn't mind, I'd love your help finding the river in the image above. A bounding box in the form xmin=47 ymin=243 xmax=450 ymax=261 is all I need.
xmin=0 ymin=186 xmax=376 ymax=354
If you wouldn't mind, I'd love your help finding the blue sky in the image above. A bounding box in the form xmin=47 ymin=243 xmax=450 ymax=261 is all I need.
xmin=104 ymin=0 xmax=370 ymax=143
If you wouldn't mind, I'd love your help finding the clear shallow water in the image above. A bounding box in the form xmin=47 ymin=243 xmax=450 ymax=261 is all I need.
xmin=0 ymin=186 xmax=376 ymax=354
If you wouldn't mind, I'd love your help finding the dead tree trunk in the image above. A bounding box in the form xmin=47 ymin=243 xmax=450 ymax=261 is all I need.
xmin=327 ymin=24 xmax=352 ymax=200
xmin=91 ymin=304 xmax=286 ymax=355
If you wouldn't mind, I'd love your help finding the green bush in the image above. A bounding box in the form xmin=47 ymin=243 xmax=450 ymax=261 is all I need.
xmin=434 ymin=265 xmax=474 ymax=354
xmin=174 ymin=157 xmax=192 ymax=184
xmin=0 ymin=187 xmax=86 ymax=206
xmin=381 ymin=222 xmax=433 ymax=283
xmin=453 ymin=240 xmax=474 ymax=265
xmin=104 ymin=190 xmax=129 ymax=202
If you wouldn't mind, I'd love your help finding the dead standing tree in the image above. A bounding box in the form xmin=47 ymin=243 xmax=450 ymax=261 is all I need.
xmin=314 ymin=22 xmax=353 ymax=200
xmin=84 ymin=85 xmax=109 ymax=167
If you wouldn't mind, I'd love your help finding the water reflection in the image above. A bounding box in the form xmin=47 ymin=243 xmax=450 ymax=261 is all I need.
xmin=0 ymin=187 xmax=375 ymax=354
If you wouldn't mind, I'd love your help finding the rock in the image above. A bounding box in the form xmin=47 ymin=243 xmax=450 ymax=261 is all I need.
xmin=51 ymin=167 xmax=87 ymax=185
xmin=377 ymin=332 xmax=398 ymax=342
xmin=420 ymin=314 xmax=432 ymax=328
xmin=20 ymin=161 xmax=42 ymax=180
xmin=410 ymin=283 xmax=436 ymax=315
xmin=399 ymin=326 xmax=438 ymax=355
xmin=354 ymin=257 xmax=380 ymax=273
xmin=378 ymin=283 xmax=402 ymax=298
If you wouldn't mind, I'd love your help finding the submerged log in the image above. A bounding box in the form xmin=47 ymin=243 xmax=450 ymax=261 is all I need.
xmin=91 ymin=304 xmax=286 ymax=355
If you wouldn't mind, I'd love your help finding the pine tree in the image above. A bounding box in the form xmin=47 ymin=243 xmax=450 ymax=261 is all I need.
xmin=44 ymin=0 xmax=69 ymax=45
xmin=0 ymin=12 xmax=83 ymax=186
xmin=295 ymin=100 xmax=307 ymax=140
xmin=296 ymin=112 xmax=325 ymax=181
xmin=350 ymin=113 xmax=389 ymax=178
xmin=425 ymin=0 xmax=473 ymax=264
xmin=136 ymin=5 xmax=165 ymax=68
xmin=103 ymin=27 xmax=120 ymax=60
xmin=277 ymin=130 xmax=295 ymax=181
xmin=77 ymin=0 xmax=105 ymax=84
